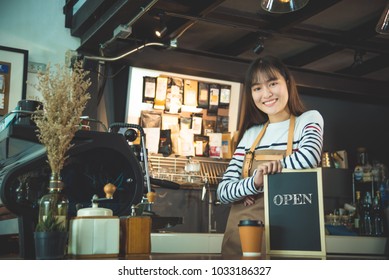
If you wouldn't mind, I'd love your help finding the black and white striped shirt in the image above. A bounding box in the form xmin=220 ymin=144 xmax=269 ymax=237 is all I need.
xmin=217 ymin=110 xmax=324 ymax=204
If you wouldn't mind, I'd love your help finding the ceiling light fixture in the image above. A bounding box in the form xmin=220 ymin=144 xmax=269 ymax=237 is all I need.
xmin=155 ymin=25 xmax=168 ymax=38
xmin=253 ymin=37 xmax=265 ymax=55
xmin=155 ymin=13 xmax=168 ymax=38
xmin=376 ymin=2 xmax=389 ymax=34
xmin=351 ymin=50 xmax=365 ymax=68
xmin=261 ymin=0 xmax=309 ymax=14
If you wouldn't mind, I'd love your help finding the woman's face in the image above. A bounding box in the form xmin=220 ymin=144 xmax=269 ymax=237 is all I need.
xmin=251 ymin=71 xmax=290 ymax=123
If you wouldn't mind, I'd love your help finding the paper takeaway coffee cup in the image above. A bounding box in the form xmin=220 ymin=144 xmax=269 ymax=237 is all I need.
xmin=238 ymin=219 xmax=264 ymax=257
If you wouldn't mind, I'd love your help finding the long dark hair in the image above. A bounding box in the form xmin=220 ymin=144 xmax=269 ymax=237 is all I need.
xmin=237 ymin=56 xmax=306 ymax=143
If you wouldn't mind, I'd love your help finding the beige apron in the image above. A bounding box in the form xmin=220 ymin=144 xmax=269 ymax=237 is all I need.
xmin=221 ymin=116 xmax=295 ymax=256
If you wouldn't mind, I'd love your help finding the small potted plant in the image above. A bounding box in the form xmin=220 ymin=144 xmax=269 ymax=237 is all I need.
xmin=34 ymin=211 xmax=68 ymax=259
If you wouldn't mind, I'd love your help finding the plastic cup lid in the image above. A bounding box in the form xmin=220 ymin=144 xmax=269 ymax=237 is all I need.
xmin=238 ymin=219 xmax=264 ymax=226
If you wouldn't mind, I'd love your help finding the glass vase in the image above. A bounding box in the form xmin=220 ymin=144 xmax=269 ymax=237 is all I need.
xmin=37 ymin=173 xmax=69 ymax=231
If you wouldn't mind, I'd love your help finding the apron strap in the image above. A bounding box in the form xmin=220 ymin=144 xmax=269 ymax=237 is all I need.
xmin=249 ymin=121 xmax=269 ymax=154
xmin=242 ymin=121 xmax=269 ymax=178
xmin=286 ymin=114 xmax=295 ymax=156
xmin=243 ymin=115 xmax=296 ymax=177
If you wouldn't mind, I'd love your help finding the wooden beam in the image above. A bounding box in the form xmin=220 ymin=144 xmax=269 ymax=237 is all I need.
xmin=102 ymin=46 xmax=389 ymax=103
xmin=336 ymin=55 xmax=389 ymax=76
xmin=70 ymin=0 xmax=109 ymax=36
xmin=63 ymin=0 xmax=79 ymax=28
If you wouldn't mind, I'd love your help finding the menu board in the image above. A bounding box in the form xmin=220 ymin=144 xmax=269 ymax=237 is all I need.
xmin=264 ymin=168 xmax=326 ymax=256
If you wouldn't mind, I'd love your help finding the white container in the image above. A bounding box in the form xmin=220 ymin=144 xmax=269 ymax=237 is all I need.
xmin=151 ymin=233 xmax=224 ymax=253
xmin=68 ymin=201 xmax=119 ymax=257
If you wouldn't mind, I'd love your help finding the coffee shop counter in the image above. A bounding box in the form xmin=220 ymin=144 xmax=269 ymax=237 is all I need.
xmin=1 ymin=232 xmax=387 ymax=260
xmin=123 ymin=253 xmax=387 ymax=260
xmin=1 ymin=252 xmax=386 ymax=260
xmin=148 ymin=232 xmax=388 ymax=259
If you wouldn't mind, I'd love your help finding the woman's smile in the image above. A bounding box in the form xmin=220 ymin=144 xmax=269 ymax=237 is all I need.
xmin=262 ymin=98 xmax=277 ymax=106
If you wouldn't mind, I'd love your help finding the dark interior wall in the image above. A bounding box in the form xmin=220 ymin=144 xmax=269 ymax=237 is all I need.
xmin=301 ymin=93 xmax=389 ymax=169
xmin=82 ymin=64 xmax=99 ymax=120
xmin=86 ymin=62 xmax=130 ymax=128
xmin=111 ymin=63 xmax=130 ymax=123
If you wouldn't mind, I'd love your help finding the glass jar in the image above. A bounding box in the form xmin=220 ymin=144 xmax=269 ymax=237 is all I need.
xmin=37 ymin=173 xmax=69 ymax=231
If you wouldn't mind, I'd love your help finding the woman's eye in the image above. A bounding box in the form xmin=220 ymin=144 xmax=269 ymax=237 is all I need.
xmin=269 ymin=81 xmax=277 ymax=87
xmin=252 ymin=86 xmax=261 ymax=91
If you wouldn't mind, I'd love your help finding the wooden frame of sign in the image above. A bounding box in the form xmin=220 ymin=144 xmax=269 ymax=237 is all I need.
xmin=264 ymin=168 xmax=326 ymax=256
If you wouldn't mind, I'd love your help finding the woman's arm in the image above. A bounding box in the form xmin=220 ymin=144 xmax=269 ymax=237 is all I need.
xmin=216 ymin=129 xmax=263 ymax=204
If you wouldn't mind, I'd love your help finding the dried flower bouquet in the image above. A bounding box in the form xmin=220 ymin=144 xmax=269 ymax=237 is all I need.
xmin=32 ymin=60 xmax=91 ymax=175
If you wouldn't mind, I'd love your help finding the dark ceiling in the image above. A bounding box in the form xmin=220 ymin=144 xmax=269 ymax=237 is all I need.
xmin=64 ymin=0 xmax=389 ymax=102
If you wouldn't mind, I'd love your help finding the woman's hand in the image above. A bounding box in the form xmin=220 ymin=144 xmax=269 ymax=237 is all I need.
xmin=242 ymin=160 xmax=283 ymax=206
xmin=253 ymin=160 xmax=283 ymax=189
xmin=243 ymin=195 xmax=255 ymax=206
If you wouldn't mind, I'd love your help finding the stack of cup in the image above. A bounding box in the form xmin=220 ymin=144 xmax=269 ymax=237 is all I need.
xmin=238 ymin=219 xmax=264 ymax=257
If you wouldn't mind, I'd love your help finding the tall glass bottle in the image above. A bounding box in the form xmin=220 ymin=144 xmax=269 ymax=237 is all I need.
xmin=353 ymin=191 xmax=363 ymax=235
xmin=353 ymin=149 xmax=364 ymax=182
xmin=361 ymin=191 xmax=372 ymax=236
xmin=379 ymin=178 xmax=388 ymax=209
xmin=372 ymin=191 xmax=384 ymax=236
xmin=37 ymin=173 xmax=69 ymax=231
xmin=355 ymin=147 xmax=372 ymax=183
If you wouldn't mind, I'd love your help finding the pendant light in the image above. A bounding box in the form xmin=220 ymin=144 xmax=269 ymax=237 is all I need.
xmin=155 ymin=25 xmax=167 ymax=38
xmin=376 ymin=1 xmax=389 ymax=34
xmin=155 ymin=13 xmax=168 ymax=38
xmin=261 ymin=0 xmax=309 ymax=14
xmin=253 ymin=37 xmax=265 ymax=55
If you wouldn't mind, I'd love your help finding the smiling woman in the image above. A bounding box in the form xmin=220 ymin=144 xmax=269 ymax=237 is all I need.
xmin=216 ymin=55 xmax=324 ymax=256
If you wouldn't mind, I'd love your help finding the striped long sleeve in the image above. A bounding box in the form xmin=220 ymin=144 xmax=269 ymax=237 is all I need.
xmin=217 ymin=110 xmax=324 ymax=204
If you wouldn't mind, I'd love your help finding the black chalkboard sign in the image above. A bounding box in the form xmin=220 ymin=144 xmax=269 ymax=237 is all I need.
xmin=264 ymin=168 xmax=326 ymax=256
